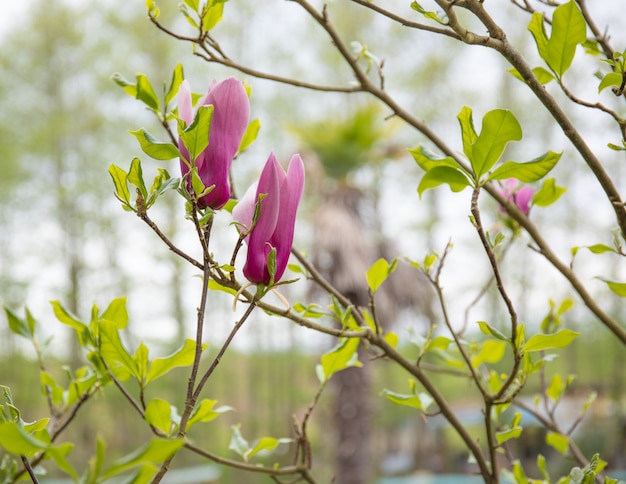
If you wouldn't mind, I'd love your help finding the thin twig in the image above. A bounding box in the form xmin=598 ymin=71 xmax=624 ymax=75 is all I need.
xmin=20 ymin=456 xmax=39 ymax=484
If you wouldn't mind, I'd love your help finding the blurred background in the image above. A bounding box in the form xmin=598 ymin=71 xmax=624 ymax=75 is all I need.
xmin=1 ymin=0 xmax=626 ymax=482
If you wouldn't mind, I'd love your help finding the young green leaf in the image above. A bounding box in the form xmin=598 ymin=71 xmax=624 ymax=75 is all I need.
xmin=99 ymin=320 xmax=139 ymax=380
xmin=146 ymin=339 xmax=206 ymax=384
xmin=51 ymin=301 xmax=94 ymax=348
xmin=477 ymin=321 xmax=508 ymax=341
xmin=229 ymin=425 xmax=250 ymax=459
xmin=508 ymin=66 xmax=555 ymax=85
xmin=522 ymin=329 xmax=580 ymax=352
xmin=382 ymin=380 xmax=434 ymax=412
xmin=187 ymin=399 xmax=233 ymax=429
xmin=417 ymin=166 xmax=471 ymax=197
xmin=108 ymin=164 xmax=132 ymax=209
xmin=409 ymin=145 xmax=459 ymax=172
xmin=546 ymin=1 xmax=586 ymax=76
xmin=599 ymin=278 xmax=626 ymax=297
xmin=100 ymin=297 xmax=129 ymax=330
xmin=238 ymin=118 xmax=260 ymax=154
xmin=136 ymin=74 xmax=160 ymax=111
xmin=4 ymin=307 xmax=34 ymax=339
xmin=471 ymin=109 xmax=522 ymax=179
xmin=457 ymin=106 xmax=478 ymax=161
xmin=102 ymin=438 xmax=184 ymax=480
xmin=145 ymin=399 xmax=173 ymax=435
xmin=318 ymin=337 xmax=361 ymax=383
xmin=488 ymin=151 xmax=561 ymax=182
xmin=366 ymin=258 xmax=394 ymax=293
xmin=533 ymin=178 xmax=567 ymax=207
xmin=471 ymin=340 xmax=507 ymax=367
xmin=179 ymin=104 xmax=213 ymax=163
xmin=598 ymin=72 xmax=624 ymax=93
xmin=496 ymin=426 xmax=523 ymax=445
xmin=127 ymin=158 xmax=148 ymax=201
xmin=546 ymin=431 xmax=569 ymax=455
xmin=129 ymin=128 xmax=182 ymax=161
xmin=202 ymin=1 xmax=226 ymax=31
xmin=245 ymin=437 xmax=292 ymax=461
xmin=165 ymin=64 xmax=184 ymax=107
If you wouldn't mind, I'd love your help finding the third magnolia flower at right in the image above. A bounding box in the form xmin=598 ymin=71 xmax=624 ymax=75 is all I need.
xmin=233 ymin=152 xmax=305 ymax=285
xmin=497 ymin=178 xmax=535 ymax=216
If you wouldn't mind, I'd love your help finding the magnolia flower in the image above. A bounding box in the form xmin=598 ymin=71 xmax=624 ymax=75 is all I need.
xmin=498 ymin=178 xmax=535 ymax=216
xmin=178 ymin=78 xmax=249 ymax=209
xmin=233 ymin=153 xmax=305 ymax=285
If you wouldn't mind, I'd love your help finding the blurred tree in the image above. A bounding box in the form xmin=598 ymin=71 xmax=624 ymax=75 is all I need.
xmin=297 ymin=104 xmax=435 ymax=483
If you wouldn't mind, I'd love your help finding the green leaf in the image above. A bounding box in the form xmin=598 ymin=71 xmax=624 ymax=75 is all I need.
xmin=146 ymin=339 xmax=205 ymax=384
xmin=165 ymin=64 xmax=184 ymax=107
xmin=202 ymin=1 xmax=225 ymax=31
xmin=586 ymin=244 xmax=617 ymax=254
xmin=47 ymin=442 xmax=78 ymax=480
xmin=133 ymin=343 xmax=149 ymax=387
xmin=147 ymin=169 xmax=179 ymax=208
xmin=488 ymin=151 xmax=561 ymax=182
xmin=598 ymin=72 xmax=623 ymax=93
xmin=366 ymin=258 xmax=395 ymax=292
xmin=546 ymin=373 xmax=564 ymax=401
xmin=384 ymin=332 xmax=399 ymax=349
xmin=102 ymin=438 xmax=184 ymax=480
xmin=179 ymin=104 xmax=213 ymax=163
xmin=127 ymin=158 xmax=148 ymax=200
xmin=207 ymin=279 xmax=237 ymax=296
xmin=471 ymin=109 xmax=522 ymax=179
xmin=417 ymin=166 xmax=471 ymax=197
xmin=382 ymin=380 xmax=434 ymax=412
xmin=546 ymin=1 xmax=586 ymax=76
xmin=99 ymin=320 xmax=139 ymax=380
xmin=51 ymin=301 xmax=94 ymax=348
xmin=188 ymin=399 xmax=233 ymax=429
xmin=100 ymin=297 xmax=129 ymax=330
xmin=245 ymin=437 xmax=292 ymax=461
xmin=546 ymin=431 xmax=569 ymax=455
xmin=424 ymin=335 xmax=453 ymax=353
xmin=136 ymin=74 xmax=160 ymax=111
xmin=4 ymin=307 xmax=34 ymax=339
xmin=600 ymin=278 xmax=626 ymax=297
xmin=0 ymin=421 xmax=47 ymax=456
xmin=410 ymin=1 xmax=446 ymax=25
xmin=522 ymin=329 xmax=580 ymax=352
xmin=528 ymin=12 xmax=550 ymax=66
xmin=532 ymin=178 xmax=567 ymax=207
xmin=409 ymin=145 xmax=459 ymax=172
xmin=238 ymin=118 xmax=260 ymax=154
xmin=496 ymin=426 xmax=523 ymax=444
xmin=318 ymin=337 xmax=361 ymax=383
xmin=111 ymin=72 xmax=137 ymax=98
xmin=229 ymin=425 xmax=250 ymax=459
xmin=457 ymin=106 xmax=478 ymax=161
xmin=108 ymin=164 xmax=132 ymax=209
xmin=537 ymin=454 xmax=551 ymax=481
xmin=477 ymin=321 xmax=508 ymax=341
xmin=471 ymin=340 xmax=507 ymax=367
xmin=129 ymin=128 xmax=182 ymax=161
xmin=292 ymin=302 xmax=326 ymax=319
xmin=145 ymin=399 xmax=173 ymax=435
xmin=507 ymin=66 xmax=555 ymax=85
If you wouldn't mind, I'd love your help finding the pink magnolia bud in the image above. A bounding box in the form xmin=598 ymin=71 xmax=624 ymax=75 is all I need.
xmin=178 ymin=77 xmax=250 ymax=209
xmin=233 ymin=153 xmax=305 ymax=285
xmin=498 ymin=179 xmax=535 ymax=216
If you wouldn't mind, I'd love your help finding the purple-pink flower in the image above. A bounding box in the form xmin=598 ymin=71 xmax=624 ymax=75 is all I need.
xmin=498 ymin=179 xmax=535 ymax=216
xmin=233 ymin=153 xmax=305 ymax=285
xmin=178 ymin=77 xmax=250 ymax=210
